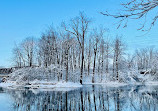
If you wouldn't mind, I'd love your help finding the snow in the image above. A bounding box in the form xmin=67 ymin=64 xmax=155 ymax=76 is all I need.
xmin=144 ymin=81 xmax=158 ymax=86
xmin=0 ymin=80 xmax=82 ymax=90
xmin=27 ymin=80 xmax=82 ymax=89
xmin=84 ymin=81 xmax=127 ymax=87
xmin=1 ymin=66 xmax=158 ymax=90
xmin=28 ymin=80 xmax=82 ymax=92
xmin=0 ymin=81 xmax=16 ymax=87
xmin=30 ymin=87 xmax=80 ymax=94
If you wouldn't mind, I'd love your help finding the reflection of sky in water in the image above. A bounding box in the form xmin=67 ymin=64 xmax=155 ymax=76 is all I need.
xmin=0 ymin=85 xmax=158 ymax=111
xmin=0 ymin=93 xmax=13 ymax=111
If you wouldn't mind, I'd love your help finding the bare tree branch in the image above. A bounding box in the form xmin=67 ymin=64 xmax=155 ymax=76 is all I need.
xmin=101 ymin=0 xmax=158 ymax=31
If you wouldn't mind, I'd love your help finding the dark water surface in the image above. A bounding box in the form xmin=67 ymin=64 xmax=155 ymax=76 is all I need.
xmin=0 ymin=85 xmax=158 ymax=111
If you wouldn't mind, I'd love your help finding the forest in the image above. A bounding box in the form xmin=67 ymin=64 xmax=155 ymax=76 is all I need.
xmin=11 ymin=12 xmax=158 ymax=85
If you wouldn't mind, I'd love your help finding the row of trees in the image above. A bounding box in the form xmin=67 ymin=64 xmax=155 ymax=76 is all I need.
xmin=12 ymin=13 xmax=158 ymax=84
xmin=13 ymin=37 xmax=35 ymax=68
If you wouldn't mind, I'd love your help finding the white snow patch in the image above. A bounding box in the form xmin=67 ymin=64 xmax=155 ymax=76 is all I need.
xmin=0 ymin=81 xmax=16 ymax=87
xmin=27 ymin=80 xmax=82 ymax=89
xmin=84 ymin=81 xmax=127 ymax=87
xmin=0 ymin=80 xmax=82 ymax=90
xmin=144 ymin=81 xmax=158 ymax=86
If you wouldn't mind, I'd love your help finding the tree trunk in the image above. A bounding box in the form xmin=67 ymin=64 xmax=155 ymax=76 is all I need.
xmin=80 ymin=32 xmax=85 ymax=84
xmin=116 ymin=56 xmax=119 ymax=81
xmin=92 ymin=50 xmax=97 ymax=83
xmin=80 ymin=45 xmax=84 ymax=84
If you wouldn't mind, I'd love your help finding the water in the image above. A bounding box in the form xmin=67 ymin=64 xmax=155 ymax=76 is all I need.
xmin=0 ymin=85 xmax=158 ymax=111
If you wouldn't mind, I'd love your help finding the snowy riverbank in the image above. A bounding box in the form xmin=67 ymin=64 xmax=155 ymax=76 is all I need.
xmin=83 ymin=81 xmax=128 ymax=87
xmin=1 ymin=79 xmax=158 ymax=90
xmin=0 ymin=80 xmax=128 ymax=89
xmin=0 ymin=80 xmax=82 ymax=89
xmin=1 ymin=66 xmax=158 ymax=90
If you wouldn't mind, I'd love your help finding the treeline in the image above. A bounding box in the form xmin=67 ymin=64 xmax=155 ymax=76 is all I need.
xmin=12 ymin=13 xmax=158 ymax=84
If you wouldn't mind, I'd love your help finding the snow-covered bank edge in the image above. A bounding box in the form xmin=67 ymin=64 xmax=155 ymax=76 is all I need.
xmin=0 ymin=80 xmax=128 ymax=89
xmin=83 ymin=81 xmax=128 ymax=87
xmin=1 ymin=80 xmax=158 ymax=91
xmin=0 ymin=80 xmax=82 ymax=91
xmin=144 ymin=81 xmax=158 ymax=86
xmin=84 ymin=81 xmax=158 ymax=87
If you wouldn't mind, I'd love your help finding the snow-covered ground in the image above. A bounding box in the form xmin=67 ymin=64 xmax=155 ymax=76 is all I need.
xmin=0 ymin=80 xmax=82 ymax=90
xmin=144 ymin=81 xmax=158 ymax=85
xmin=1 ymin=67 xmax=158 ymax=90
xmin=83 ymin=81 xmax=128 ymax=87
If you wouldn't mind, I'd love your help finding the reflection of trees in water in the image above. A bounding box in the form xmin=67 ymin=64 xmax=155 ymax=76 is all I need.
xmin=0 ymin=87 xmax=3 ymax=92
xmin=4 ymin=85 xmax=158 ymax=111
xmin=128 ymin=86 xmax=158 ymax=111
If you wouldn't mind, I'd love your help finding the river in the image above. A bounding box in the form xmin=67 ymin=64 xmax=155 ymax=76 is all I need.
xmin=0 ymin=85 xmax=158 ymax=111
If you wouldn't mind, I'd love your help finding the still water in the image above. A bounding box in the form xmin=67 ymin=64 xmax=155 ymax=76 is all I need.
xmin=0 ymin=85 xmax=158 ymax=111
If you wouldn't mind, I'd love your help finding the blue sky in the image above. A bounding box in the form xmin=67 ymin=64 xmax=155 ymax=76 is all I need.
xmin=0 ymin=0 xmax=158 ymax=67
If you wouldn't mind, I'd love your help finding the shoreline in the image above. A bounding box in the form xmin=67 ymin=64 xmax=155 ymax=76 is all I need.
xmin=1 ymin=80 xmax=158 ymax=90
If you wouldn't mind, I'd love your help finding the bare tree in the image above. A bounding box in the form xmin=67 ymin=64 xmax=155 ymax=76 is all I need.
xmin=104 ymin=36 xmax=113 ymax=74
xmin=21 ymin=37 xmax=35 ymax=67
xmin=113 ymin=37 xmax=124 ymax=81
xmin=126 ymin=54 xmax=135 ymax=70
xmin=92 ymin=29 xmax=100 ymax=83
xmin=87 ymin=39 xmax=92 ymax=75
xmin=135 ymin=47 xmax=158 ymax=75
xmin=101 ymin=0 xmax=158 ymax=31
xmin=13 ymin=44 xmax=25 ymax=67
xmin=62 ymin=32 xmax=74 ymax=82
xmin=63 ymin=12 xmax=91 ymax=84
xmin=39 ymin=29 xmax=58 ymax=67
